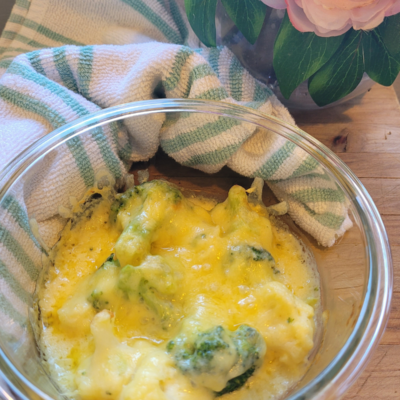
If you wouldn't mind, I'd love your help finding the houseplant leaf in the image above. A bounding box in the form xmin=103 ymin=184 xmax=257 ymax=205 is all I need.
xmin=273 ymin=13 xmax=344 ymax=99
xmin=308 ymin=30 xmax=363 ymax=107
xmin=184 ymin=0 xmax=218 ymax=47
xmin=221 ymin=0 xmax=268 ymax=44
xmin=377 ymin=13 xmax=400 ymax=56
xmin=363 ymin=30 xmax=400 ymax=86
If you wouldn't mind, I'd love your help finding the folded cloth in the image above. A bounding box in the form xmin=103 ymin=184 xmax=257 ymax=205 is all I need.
xmin=0 ymin=1 xmax=352 ymax=333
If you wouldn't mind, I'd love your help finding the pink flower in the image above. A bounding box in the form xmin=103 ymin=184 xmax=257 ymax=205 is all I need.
xmin=261 ymin=0 xmax=400 ymax=36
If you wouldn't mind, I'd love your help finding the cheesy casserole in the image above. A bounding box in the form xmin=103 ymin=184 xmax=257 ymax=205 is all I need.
xmin=36 ymin=180 xmax=319 ymax=400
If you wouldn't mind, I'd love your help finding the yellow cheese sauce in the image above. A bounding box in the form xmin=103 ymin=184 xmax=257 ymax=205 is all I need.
xmin=35 ymin=180 xmax=320 ymax=400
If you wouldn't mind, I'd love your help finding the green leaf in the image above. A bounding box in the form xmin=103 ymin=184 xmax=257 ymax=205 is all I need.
xmin=273 ymin=13 xmax=344 ymax=99
xmin=363 ymin=30 xmax=400 ymax=86
xmin=377 ymin=13 xmax=400 ymax=56
xmin=308 ymin=30 xmax=363 ymax=107
xmin=184 ymin=0 xmax=218 ymax=47
xmin=221 ymin=0 xmax=268 ymax=45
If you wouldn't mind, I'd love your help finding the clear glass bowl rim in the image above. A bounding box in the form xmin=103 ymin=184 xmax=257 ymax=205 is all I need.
xmin=0 ymin=99 xmax=393 ymax=400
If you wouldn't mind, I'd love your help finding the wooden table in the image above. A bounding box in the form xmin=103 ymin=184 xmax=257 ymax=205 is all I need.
xmin=134 ymin=85 xmax=399 ymax=399
xmin=292 ymin=85 xmax=400 ymax=399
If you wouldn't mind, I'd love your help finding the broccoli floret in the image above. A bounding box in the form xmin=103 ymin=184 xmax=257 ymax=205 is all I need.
xmin=118 ymin=255 xmax=177 ymax=296
xmin=114 ymin=181 xmax=184 ymax=267
xmin=170 ymin=326 xmax=231 ymax=375
xmin=89 ymin=289 xmax=109 ymax=311
xmin=137 ymin=279 xmax=174 ymax=323
xmin=223 ymin=245 xmax=275 ymax=285
xmin=215 ymin=367 xmax=255 ymax=397
xmin=110 ymin=186 xmax=144 ymax=215
xmin=168 ymin=325 xmax=266 ymax=393
xmin=227 ymin=245 xmax=274 ymax=264
xmin=117 ymin=255 xmax=178 ymax=326
xmin=231 ymin=325 xmax=264 ymax=371
xmin=87 ymin=258 xmax=119 ymax=311
xmin=114 ymin=218 xmax=154 ymax=267
xmin=97 ymin=253 xmax=118 ymax=269
xmin=85 ymin=254 xmax=178 ymax=318
xmin=104 ymin=253 xmax=115 ymax=263
xmin=249 ymin=246 xmax=274 ymax=262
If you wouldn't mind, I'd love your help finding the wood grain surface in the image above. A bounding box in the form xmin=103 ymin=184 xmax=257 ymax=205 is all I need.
xmin=292 ymin=84 xmax=400 ymax=399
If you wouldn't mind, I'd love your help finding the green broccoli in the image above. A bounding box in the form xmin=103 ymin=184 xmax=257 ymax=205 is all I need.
xmin=249 ymin=246 xmax=274 ymax=262
xmin=232 ymin=325 xmax=265 ymax=369
xmin=137 ymin=279 xmax=174 ymax=323
xmin=86 ymin=254 xmax=178 ymax=321
xmin=110 ymin=185 xmax=145 ymax=215
xmin=114 ymin=217 xmax=155 ymax=267
xmin=87 ymin=258 xmax=119 ymax=311
xmin=167 ymin=325 xmax=266 ymax=394
xmin=215 ymin=367 xmax=255 ymax=397
xmin=117 ymin=255 xmax=178 ymax=326
xmin=226 ymin=245 xmax=274 ymax=264
xmin=114 ymin=181 xmax=184 ymax=267
xmin=169 ymin=326 xmax=231 ymax=375
xmin=223 ymin=245 xmax=275 ymax=285
xmin=98 ymin=253 xmax=118 ymax=268
xmin=88 ymin=289 xmax=109 ymax=311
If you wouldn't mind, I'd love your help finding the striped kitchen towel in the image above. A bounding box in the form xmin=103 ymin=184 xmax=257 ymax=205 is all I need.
xmin=0 ymin=0 xmax=352 ymax=250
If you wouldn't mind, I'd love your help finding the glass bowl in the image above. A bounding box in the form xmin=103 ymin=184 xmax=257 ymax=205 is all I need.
xmin=0 ymin=99 xmax=392 ymax=400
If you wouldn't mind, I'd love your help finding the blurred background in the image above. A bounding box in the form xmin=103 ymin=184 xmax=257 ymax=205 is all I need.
xmin=1 ymin=0 xmax=400 ymax=101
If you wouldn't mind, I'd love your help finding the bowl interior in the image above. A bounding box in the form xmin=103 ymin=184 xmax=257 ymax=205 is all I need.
xmin=0 ymin=99 xmax=391 ymax=400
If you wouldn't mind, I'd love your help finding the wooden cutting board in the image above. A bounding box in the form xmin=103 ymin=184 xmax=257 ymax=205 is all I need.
xmin=292 ymin=84 xmax=400 ymax=399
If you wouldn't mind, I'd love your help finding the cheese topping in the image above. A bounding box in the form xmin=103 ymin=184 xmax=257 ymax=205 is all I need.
xmin=36 ymin=180 xmax=319 ymax=400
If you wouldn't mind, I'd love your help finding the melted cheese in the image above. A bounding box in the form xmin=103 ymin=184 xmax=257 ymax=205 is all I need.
xmin=36 ymin=181 xmax=320 ymax=400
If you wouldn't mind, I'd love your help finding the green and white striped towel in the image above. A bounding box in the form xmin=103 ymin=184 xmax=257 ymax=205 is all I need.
xmin=0 ymin=0 xmax=351 ymax=375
